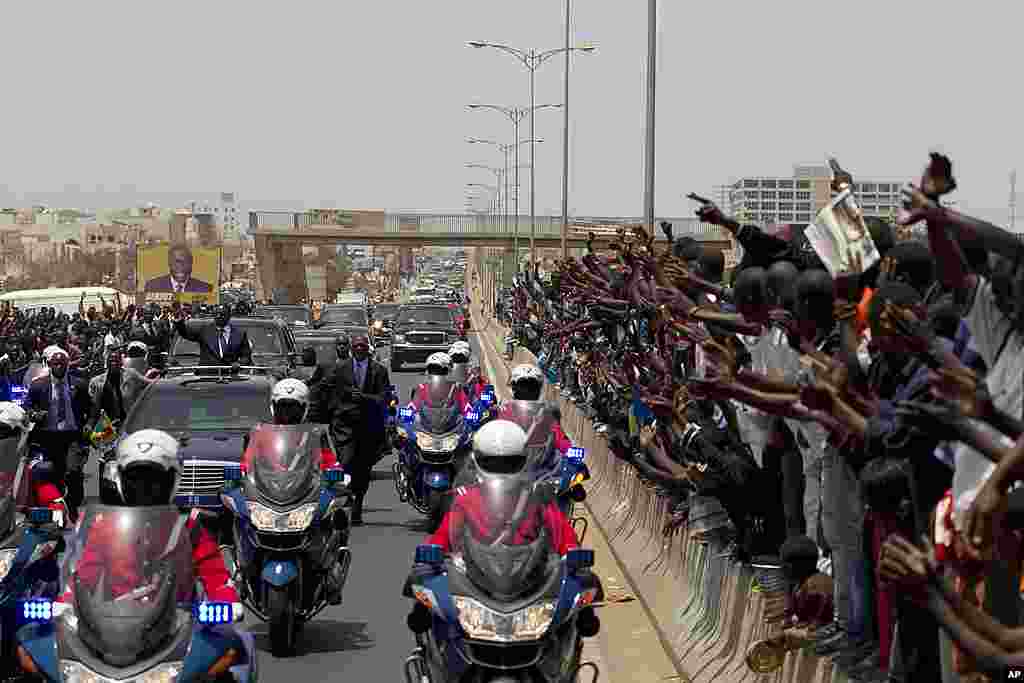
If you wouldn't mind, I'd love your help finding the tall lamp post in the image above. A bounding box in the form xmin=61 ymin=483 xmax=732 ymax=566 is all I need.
xmin=467 ymin=138 xmax=545 ymax=239
xmin=466 ymin=164 xmax=504 ymax=232
xmin=467 ymin=105 xmax=560 ymax=271
xmin=468 ymin=39 xmax=595 ymax=267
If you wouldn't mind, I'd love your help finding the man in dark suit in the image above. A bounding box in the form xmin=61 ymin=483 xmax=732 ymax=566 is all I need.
xmin=27 ymin=348 xmax=91 ymax=520
xmin=307 ymin=335 xmax=350 ymax=416
xmin=173 ymin=304 xmax=253 ymax=367
xmin=321 ymin=334 xmax=389 ymax=525
xmin=144 ymin=243 xmax=214 ymax=294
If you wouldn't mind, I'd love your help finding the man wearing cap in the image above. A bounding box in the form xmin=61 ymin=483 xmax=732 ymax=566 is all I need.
xmin=321 ymin=334 xmax=390 ymax=525
xmin=27 ymin=347 xmax=91 ymax=520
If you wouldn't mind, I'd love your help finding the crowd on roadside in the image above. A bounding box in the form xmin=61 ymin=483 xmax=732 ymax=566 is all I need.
xmin=501 ymin=153 xmax=1024 ymax=682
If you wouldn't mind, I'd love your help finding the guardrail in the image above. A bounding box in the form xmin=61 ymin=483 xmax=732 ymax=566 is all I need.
xmin=249 ymin=212 xmax=730 ymax=243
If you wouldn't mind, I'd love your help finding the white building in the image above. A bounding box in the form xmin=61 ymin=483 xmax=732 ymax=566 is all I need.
xmin=727 ymin=165 xmax=905 ymax=226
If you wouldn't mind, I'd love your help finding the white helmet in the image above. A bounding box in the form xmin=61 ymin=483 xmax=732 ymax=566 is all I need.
xmin=426 ymin=352 xmax=452 ymax=375
xmin=470 ymin=419 xmax=529 ymax=478
xmin=0 ymin=402 xmax=29 ymax=434
xmin=510 ymin=363 xmax=544 ymax=386
xmin=271 ymin=378 xmax=310 ymax=423
xmin=448 ymin=341 xmax=471 ymax=357
xmin=115 ymin=429 xmax=181 ymax=504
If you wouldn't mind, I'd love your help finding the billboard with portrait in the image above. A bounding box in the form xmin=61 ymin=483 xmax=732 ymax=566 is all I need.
xmin=137 ymin=243 xmax=221 ymax=305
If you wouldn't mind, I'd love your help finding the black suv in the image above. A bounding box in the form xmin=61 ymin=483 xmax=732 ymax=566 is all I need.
xmin=389 ymin=305 xmax=457 ymax=371
xmin=253 ymin=304 xmax=312 ymax=330
xmin=168 ymin=316 xmax=310 ymax=377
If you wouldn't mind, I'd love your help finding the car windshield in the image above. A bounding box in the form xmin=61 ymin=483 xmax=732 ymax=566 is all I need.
xmin=398 ymin=308 xmax=452 ymax=325
xmin=374 ymin=305 xmax=400 ymax=318
xmin=257 ymin=307 xmax=310 ymax=325
xmin=299 ymin=340 xmax=337 ymax=365
xmin=320 ymin=308 xmax=368 ymax=326
xmin=125 ymin=381 xmax=271 ymax=431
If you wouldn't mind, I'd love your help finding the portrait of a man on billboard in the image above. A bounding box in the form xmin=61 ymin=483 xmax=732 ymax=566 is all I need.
xmin=144 ymin=243 xmax=213 ymax=293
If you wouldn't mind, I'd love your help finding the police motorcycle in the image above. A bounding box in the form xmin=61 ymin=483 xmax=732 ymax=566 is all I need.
xmin=403 ymin=421 xmax=602 ymax=683
xmin=219 ymin=424 xmax=352 ymax=656
xmin=13 ymin=505 xmax=256 ymax=682
xmin=497 ymin=400 xmax=589 ymax=539
xmin=393 ymin=377 xmax=475 ymax=530
xmin=0 ymin=404 xmax=64 ymax=677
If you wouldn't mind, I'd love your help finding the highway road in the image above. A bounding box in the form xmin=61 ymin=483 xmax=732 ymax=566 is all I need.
xmin=83 ymin=338 xmax=485 ymax=681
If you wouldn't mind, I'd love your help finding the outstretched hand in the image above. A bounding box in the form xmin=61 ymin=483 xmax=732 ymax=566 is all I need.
xmin=687 ymin=193 xmax=729 ymax=226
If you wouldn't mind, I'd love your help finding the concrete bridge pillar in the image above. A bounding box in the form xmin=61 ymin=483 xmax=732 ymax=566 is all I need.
xmin=254 ymin=236 xmax=308 ymax=304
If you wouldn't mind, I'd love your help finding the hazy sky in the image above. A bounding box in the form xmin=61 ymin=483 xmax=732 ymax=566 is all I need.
xmin=2 ymin=2 xmax=1020 ymax=224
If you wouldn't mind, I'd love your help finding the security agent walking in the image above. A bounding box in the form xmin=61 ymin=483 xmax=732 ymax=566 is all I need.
xmin=320 ymin=334 xmax=389 ymax=525
xmin=26 ymin=347 xmax=92 ymax=521
xmin=173 ymin=303 xmax=253 ymax=367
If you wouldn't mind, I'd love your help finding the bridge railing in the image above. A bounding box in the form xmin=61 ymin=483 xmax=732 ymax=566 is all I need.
xmin=250 ymin=211 xmax=731 ymax=242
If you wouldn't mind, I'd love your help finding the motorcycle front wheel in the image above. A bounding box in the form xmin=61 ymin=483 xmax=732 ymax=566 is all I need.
xmin=267 ymin=584 xmax=298 ymax=657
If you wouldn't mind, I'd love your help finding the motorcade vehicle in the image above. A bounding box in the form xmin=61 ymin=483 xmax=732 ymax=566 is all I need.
xmin=0 ymin=287 xmax=133 ymax=318
xmin=253 ymin=305 xmax=312 ymax=330
xmin=13 ymin=505 xmax=257 ymax=682
xmin=220 ymin=424 xmax=352 ymax=656
xmin=403 ymin=460 xmax=602 ymax=683
xmin=317 ymin=305 xmax=369 ymax=334
xmin=390 ymin=306 xmax=459 ymax=372
xmin=98 ymin=367 xmax=275 ymax=514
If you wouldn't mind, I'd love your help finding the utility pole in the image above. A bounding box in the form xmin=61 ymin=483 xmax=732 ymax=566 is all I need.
xmin=1011 ymin=169 xmax=1017 ymax=231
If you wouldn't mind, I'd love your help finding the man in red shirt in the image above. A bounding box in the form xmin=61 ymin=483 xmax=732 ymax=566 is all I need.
xmin=409 ymin=353 xmax=471 ymax=414
xmin=503 ymin=363 xmax=573 ymax=457
xmin=426 ymin=420 xmax=578 ymax=556
xmin=240 ymin=378 xmax=338 ymax=473
xmin=59 ymin=429 xmax=239 ymax=605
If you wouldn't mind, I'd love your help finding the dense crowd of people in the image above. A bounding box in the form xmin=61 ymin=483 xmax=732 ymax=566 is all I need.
xmin=501 ymin=153 xmax=1024 ymax=682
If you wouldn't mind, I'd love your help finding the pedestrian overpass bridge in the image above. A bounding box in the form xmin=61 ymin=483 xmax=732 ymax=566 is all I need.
xmin=249 ymin=210 xmax=732 ymax=302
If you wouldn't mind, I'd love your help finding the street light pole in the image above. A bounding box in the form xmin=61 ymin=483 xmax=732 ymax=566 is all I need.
xmin=561 ymin=0 xmax=571 ymax=260
xmin=643 ymin=0 xmax=656 ymax=232
xmin=529 ymin=49 xmax=537 ymax=267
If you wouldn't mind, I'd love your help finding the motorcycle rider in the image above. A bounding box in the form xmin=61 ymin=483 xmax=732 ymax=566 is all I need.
xmin=239 ymin=378 xmax=350 ymax=605
xmin=502 ymin=363 xmax=573 ymax=461
xmin=58 ymin=429 xmax=240 ymax=605
xmin=0 ymin=402 xmax=66 ymax=516
xmin=425 ymin=419 xmax=579 ymax=555
xmin=448 ymin=341 xmax=490 ymax=403
xmin=409 ymin=352 xmax=470 ymax=413
xmin=241 ymin=379 xmax=339 ymax=473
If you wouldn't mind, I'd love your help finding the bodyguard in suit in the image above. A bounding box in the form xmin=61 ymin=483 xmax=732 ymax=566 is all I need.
xmin=174 ymin=304 xmax=253 ymax=367
xmin=322 ymin=334 xmax=389 ymax=525
xmin=27 ymin=348 xmax=91 ymax=520
xmin=87 ymin=347 xmax=158 ymax=427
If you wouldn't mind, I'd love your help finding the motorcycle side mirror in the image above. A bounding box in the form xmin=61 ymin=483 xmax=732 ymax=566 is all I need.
xmin=566 ymin=549 xmax=595 ymax=572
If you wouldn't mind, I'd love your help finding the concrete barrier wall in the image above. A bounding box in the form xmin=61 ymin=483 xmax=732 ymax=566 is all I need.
xmin=469 ymin=257 xmax=849 ymax=683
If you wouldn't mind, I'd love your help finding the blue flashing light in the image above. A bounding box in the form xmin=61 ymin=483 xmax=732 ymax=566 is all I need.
xmin=9 ymin=385 xmax=27 ymax=407
xmin=224 ymin=466 xmax=242 ymax=481
xmin=566 ymin=549 xmax=595 ymax=572
xmin=27 ymin=508 xmax=54 ymax=524
xmin=400 ymin=408 xmax=415 ymax=423
xmin=415 ymin=544 xmax=444 ymax=566
xmin=567 ymin=447 xmax=586 ymax=462
xmin=323 ymin=468 xmax=346 ymax=483
xmin=20 ymin=599 xmax=53 ymax=623
xmin=195 ymin=601 xmax=233 ymax=625
xmin=465 ymin=411 xmax=480 ymax=423
xmin=479 ymin=392 xmax=494 ymax=405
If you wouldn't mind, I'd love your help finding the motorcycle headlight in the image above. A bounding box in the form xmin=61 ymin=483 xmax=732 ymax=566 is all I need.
xmin=452 ymin=595 xmax=555 ymax=642
xmin=248 ymin=501 xmax=317 ymax=532
xmin=415 ymin=432 xmax=434 ymax=450
xmin=0 ymin=548 xmax=17 ymax=582
xmin=439 ymin=434 xmax=460 ymax=451
xmin=62 ymin=660 xmax=183 ymax=683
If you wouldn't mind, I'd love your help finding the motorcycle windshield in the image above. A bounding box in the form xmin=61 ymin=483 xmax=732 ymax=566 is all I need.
xmin=496 ymin=400 xmax=558 ymax=474
xmin=247 ymin=424 xmax=319 ymax=505
xmin=449 ymin=363 xmax=469 ymax=385
xmin=448 ymin=464 xmax=554 ymax=600
xmin=417 ymin=377 xmax=462 ymax=434
xmin=64 ymin=506 xmax=194 ymax=668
